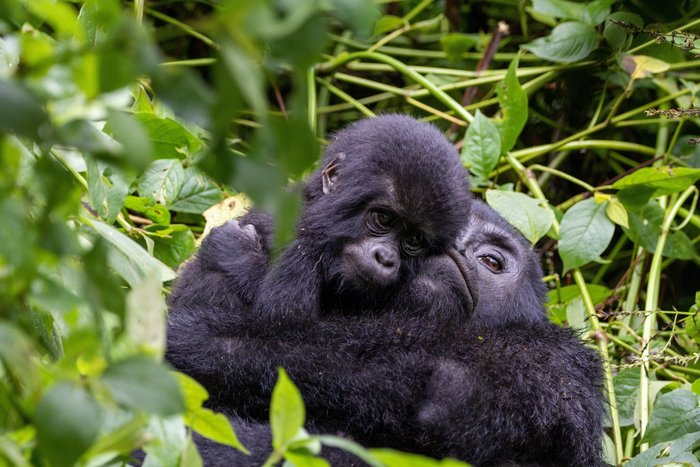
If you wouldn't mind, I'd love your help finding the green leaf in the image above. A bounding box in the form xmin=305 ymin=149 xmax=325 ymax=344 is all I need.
xmin=583 ymin=0 xmax=612 ymax=26
xmin=313 ymin=435 xmax=382 ymax=467
xmin=643 ymin=389 xmax=700 ymax=445
xmin=219 ymin=41 xmax=268 ymax=118
xmin=36 ymin=383 xmax=102 ymax=467
xmin=188 ymin=407 xmax=249 ymax=453
xmin=626 ymin=432 xmax=700 ymax=467
xmin=144 ymin=224 xmax=196 ymax=268
xmin=605 ymin=198 xmax=629 ymax=228
xmin=284 ymin=452 xmax=330 ymax=467
xmin=531 ymin=0 xmax=587 ymax=22
xmin=613 ymin=166 xmax=700 ymax=208
xmin=565 ymin=297 xmax=587 ymax=331
xmin=87 ymin=219 xmax=176 ymax=286
xmin=603 ymin=12 xmax=643 ymax=51
xmin=101 ymin=356 xmax=184 ymax=416
xmin=0 ymin=323 xmax=36 ymax=387
xmin=370 ymin=448 xmax=471 ymax=466
xmin=330 ymin=0 xmax=380 ymax=38
xmin=485 ymin=190 xmax=554 ymax=244
xmin=440 ymin=34 xmax=479 ymax=62
xmin=546 ymin=283 xmax=612 ymax=306
xmin=373 ymin=15 xmax=404 ymax=36
xmin=138 ymin=159 xmax=186 ymax=206
xmin=86 ymin=158 xmax=130 ymax=224
xmin=559 ymin=198 xmax=615 ymax=273
xmin=175 ymin=372 xmax=209 ymax=413
xmin=270 ymin=368 xmax=305 ymax=450
xmin=621 ymin=55 xmax=670 ymax=80
xmin=180 ymin=434 xmax=204 ymax=467
xmin=495 ymin=57 xmax=528 ymax=153
xmin=125 ymin=272 xmax=167 ymax=355
xmin=125 ymin=195 xmax=171 ymax=224
xmin=625 ymin=200 xmax=696 ymax=260
xmin=613 ymin=369 xmax=640 ymax=427
xmin=461 ymin=110 xmax=502 ymax=180
xmin=0 ymin=79 xmax=49 ymax=138
xmin=105 ymin=109 xmax=154 ymax=171
xmin=170 ymin=168 xmax=224 ymax=214
xmin=78 ymin=0 xmax=121 ymax=45
xmin=87 ymin=415 xmax=147 ymax=459
xmin=142 ymin=417 xmax=187 ymax=467
xmin=25 ymin=0 xmax=80 ymax=39
xmin=521 ymin=21 xmax=598 ymax=63
xmin=133 ymin=113 xmax=203 ymax=160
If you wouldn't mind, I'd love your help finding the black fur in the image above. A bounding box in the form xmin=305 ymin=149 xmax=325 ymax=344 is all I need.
xmin=165 ymin=116 xmax=605 ymax=466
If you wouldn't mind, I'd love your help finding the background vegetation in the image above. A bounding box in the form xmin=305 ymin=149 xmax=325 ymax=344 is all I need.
xmin=0 ymin=0 xmax=699 ymax=465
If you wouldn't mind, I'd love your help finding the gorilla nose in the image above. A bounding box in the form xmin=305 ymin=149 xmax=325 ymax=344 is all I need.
xmin=373 ymin=245 xmax=398 ymax=269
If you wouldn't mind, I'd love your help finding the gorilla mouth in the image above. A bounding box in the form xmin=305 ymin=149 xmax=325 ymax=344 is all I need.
xmin=445 ymin=247 xmax=479 ymax=314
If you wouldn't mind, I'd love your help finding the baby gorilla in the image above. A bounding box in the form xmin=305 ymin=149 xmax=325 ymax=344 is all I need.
xmin=168 ymin=199 xmax=605 ymax=466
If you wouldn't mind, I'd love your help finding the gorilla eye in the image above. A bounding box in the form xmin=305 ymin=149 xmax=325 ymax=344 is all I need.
xmin=478 ymin=254 xmax=503 ymax=273
xmin=402 ymin=233 xmax=424 ymax=256
xmin=366 ymin=209 xmax=396 ymax=234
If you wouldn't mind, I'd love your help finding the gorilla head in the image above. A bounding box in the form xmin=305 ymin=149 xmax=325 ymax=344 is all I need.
xmin=458 ymin=201 xmax=548 ymax=329
xmin=260 ymin=115 xmax=476 ymax=320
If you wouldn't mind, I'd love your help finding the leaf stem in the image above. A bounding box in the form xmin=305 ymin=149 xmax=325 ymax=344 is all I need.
xmin=316 ymin=51 xmax=473 ymax=122
xmin=639 ymin=186 xmax=698 ymax=450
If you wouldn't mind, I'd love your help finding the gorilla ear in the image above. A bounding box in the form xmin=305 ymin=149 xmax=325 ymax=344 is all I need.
xmin=322 ymin=153 xmax=346 ymax=194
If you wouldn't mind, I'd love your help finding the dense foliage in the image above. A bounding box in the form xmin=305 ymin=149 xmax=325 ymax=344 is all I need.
xmin=0 ymin=0 xmax=699 ymax=465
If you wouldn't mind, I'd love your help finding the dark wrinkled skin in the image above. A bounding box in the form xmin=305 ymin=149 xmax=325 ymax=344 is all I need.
xmin=166 ymin=116 xmax=605 ymax=466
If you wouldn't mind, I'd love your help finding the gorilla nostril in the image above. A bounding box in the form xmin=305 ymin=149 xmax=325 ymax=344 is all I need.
xmin=374 ymin=246 xmax=397 ymax=269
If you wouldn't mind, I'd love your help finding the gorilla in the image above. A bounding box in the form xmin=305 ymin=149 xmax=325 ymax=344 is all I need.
xmin=165 ymin=116 xmax=605 ymax=466
xmin=167 ymin=202 xmax=605 ymax=466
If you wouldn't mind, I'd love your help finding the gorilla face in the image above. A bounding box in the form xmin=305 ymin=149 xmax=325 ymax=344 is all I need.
xmin=295 ymin=115 xmax=477 ymax=315
xmin=457 ymin=201 xmax=548 ymax=329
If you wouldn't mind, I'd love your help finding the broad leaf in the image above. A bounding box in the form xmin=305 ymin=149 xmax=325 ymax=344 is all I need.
xmin=87 ymin=219 xmax=176 ymax=285
xmin=138 ymin=159 xmax=185 ymax=206
xmin=125 ymin=273 xmax=167 ymax=355
xmin=521 ymin=21 xmax=598 ymax=63
xmin=86 ymin=158 xmax=130 ymax=224
xmin=625 ymin=200 xmax=696 ymax=260
xmin=613 ymin=166 xmax=700 ymax=209
xmin=101 ymin=356 xmax=184 ymax=416
xmin=330 ymin=0 xmax=379 ymax=38
xmin=440 ymin=34 xmax=479 ymax=62
xmin=144 ymin=224 xmax=196 ymax=268
xmin=583 ymin=0 xmax=612 ymax=25
xmin=621 ymin=55 xmax=670 ymax=80
xmin=643 ymin=389 xmax=700 ymax=445
xmin=133 ymin=113 xmax=202 ymax=160
xmin=374 ymin=15 xmax=404 ymax=36
xmin=626 ymin=432 xmax=700 ymax=467
xmin=495 ymin=57 xmax=528 ymax=153
xmin=170 ymin=168 xmax=224 ymax=214
xmin=188 ymin=407 xmax=249 ymax=453
xmin=370 ymin=448 xmax=470 ymax=466
xmin=461 ymin=111 xmax=502 ymax=181
xmin=605 ymin=198 xmax=629 ymax=228
xmin=613 ymin=369 xmax=640 ymax=427
xmin=604 ymin=12 xmax=643 ymax=51
xmin=559 ymin=198 xmax=615 ymax=273
xmin=36 ymin=383 xmax=101 ymax=467
xmin=531 ymin=0 xmax=587 ymax=22
xmin=485 ymin=190 xmax=554 ymax=244
xmin=270 ymin=368 xmax=305 ymax=450
xmin=0 ymin=79 xmax=49 ymax=137
xmin=531 ymin=0 xmax=611 ymax=25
